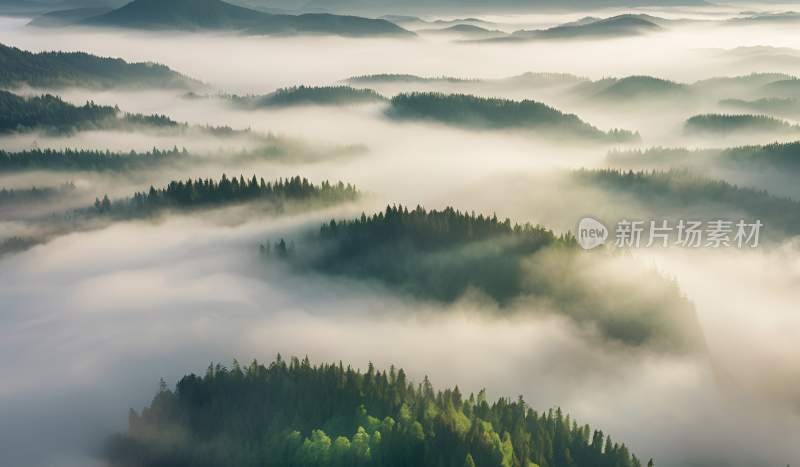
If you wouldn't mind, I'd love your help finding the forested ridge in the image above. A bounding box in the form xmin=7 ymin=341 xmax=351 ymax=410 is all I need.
xmin=0 ymin=138 xmax=367 ymax=174
xmin=607 ymin=140 xmax=800 ymax=171
xmin=0 ymin=181 xmax=76 ymax=206
xmin=0 ymin=174 xmax=360 ymax=256
xmin=0 ymin=91 xmax=118 ymax=133
xmin=684 ymin=113 xmax=799 ymax=134
xmin=0 ymin=42 xmax=200 ymax=89
xmin=271 ymin=204 xmax=703 ymax=351
xmin=571 ymin=168 xmax=800 ymax=235
xmin=129 ymin=174 xmax=360 ymax=213
xmin=0 ymin=90 xmax=187 ymax=134
xmin=107 ymin=355 xmax=654 ymax=467
xmin=255 ymin=86 xmax=388 ymax=107
xmin=0 ymin=147 xmax=189 ymax=172
xmin=388 ymin=92 xmax=640 ymax=142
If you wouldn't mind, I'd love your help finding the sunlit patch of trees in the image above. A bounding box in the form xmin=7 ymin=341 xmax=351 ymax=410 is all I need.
xmin=107 ymin=355 xmax=654 ymax=467
xmin=388 ymin=92 xmax=640 ymax=142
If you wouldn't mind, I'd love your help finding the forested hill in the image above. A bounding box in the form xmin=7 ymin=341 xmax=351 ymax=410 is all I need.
xmin=76 ymin=0 xmax=414 ymax=37
xmin=254 ymin=85 xmax=388 ymax=107
xmin=0 ymin=42 xmax=201 ymax=90
xmin=388 ymin=92 xmax=640 ymax=142
xmin=0 ymin=90 xmax=118 ymax=133
xmin=684 ymin=113 xmax=799 ymax=135
xmin=107 ymin=355 xmax=655 ymax=467
xmin=607 ymin=140 xmax=800 ymax=172
xmin=571 ymin=168 xmax=800 ymax=237
xmin=272 ymin=205 xmax=704 ymax=352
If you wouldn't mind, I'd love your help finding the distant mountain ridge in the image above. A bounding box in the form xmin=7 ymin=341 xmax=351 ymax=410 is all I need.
xmin=74 ymin=0 xmax=415 ymax=37
xmin=489 ymin=15 xmax=664 ymax=42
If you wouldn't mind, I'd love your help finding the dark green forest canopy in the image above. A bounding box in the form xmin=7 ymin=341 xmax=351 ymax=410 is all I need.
xmin=108 ymin=355 xmax=653 ymax=467
xmin=0 ymin=175 xmax=360 ymax=256
xmin=254 ymin=85 xmax=388 ymax=107
xmin=607 ymin=140 xmax=800 ymax=172
xmin=0 ymin=90 xmax=188 ymax=134
xmin=0 ymin=91 xmax=118 ymax=133
xmin=0 ymin=42 xmax=200 ymax=90
xmin=571 ymin=168 xmax=800 ymax=237
xmin=0 ymin=138 xmax=367 ymax=174
xmin=684 ymin=113 xmax=799 ymax=134
xmin=130 ymin=174 xmax=360 ymax=213
xmin=387 ymin=92 xmax=640 ymax=142
xmin=274 ymin=205 xmax=703 ymax=351
xmin=0 ymin=147 xmax=189 ymax=173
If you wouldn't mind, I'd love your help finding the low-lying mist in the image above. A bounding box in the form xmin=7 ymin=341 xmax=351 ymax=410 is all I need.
xmin=1 ymin=205 xmax=799 ymax=467
xmin=3 ymin=4 xmax=800 ymax=467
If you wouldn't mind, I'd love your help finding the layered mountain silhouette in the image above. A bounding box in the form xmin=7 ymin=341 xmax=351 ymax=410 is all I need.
xmin=74 ymin=0 xmax=414 ymax=37
xmin=484 ymin=15 xmax=663 ymax=42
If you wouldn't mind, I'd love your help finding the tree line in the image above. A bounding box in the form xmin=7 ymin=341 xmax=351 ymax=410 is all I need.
xmin=684 ymin=113 xmax=799 ymax=135
xmin=0 ymin=181 xmax=76 ymax=206
xmin=388 ymin=92 xmax=640 ymax=142
xmin=0 ymin=146 xmax=188 ymax=172
xmin=129 ymin=174 xmax=359 ymax=213
xmin=571 ymin=167 xmax=800 ymax=236
xmin=107 ymin=355 xmax=654 ymax=467
xmin=607 ymin=140 xmax=800 ymax=172
xmin=255 ymin=85 xmax=388 ymax=107
xmin=268 ymin=204 xmax=702 ymax=351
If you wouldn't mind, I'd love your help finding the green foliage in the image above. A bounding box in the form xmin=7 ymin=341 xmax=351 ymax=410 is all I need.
xmin=684 ymin=113 xmax=798 ymax=134
xmin=106 ymin=355 xmax=650 ymax=467
xmin=388 ymin=92 xmax=640 ymax=142
xmin=258 ymin=85 xmax=388 ymax=107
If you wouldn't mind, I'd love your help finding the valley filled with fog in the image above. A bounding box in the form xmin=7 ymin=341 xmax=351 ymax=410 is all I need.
xmin=1 ymin=2 xmax=800 ymax=467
